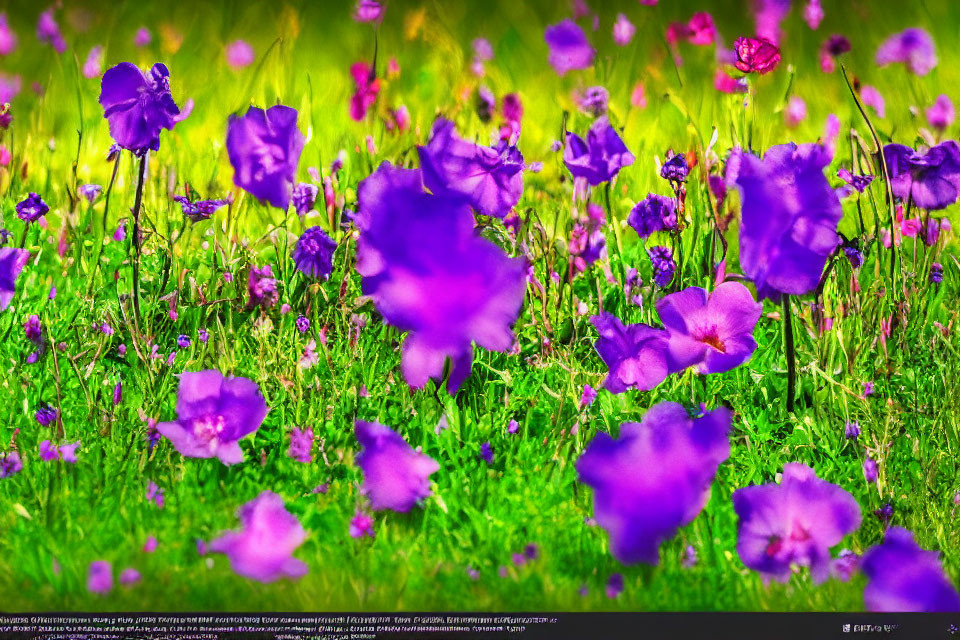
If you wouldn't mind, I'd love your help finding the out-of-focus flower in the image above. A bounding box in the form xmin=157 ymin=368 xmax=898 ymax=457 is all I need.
xmin=225 ymin=40 xmax=255 ymax=70
xmin=860 ymin=85 xmax=885 ymax=119
xmin=590 ymin=313 xmax=669 ymax=393
xmin=862 ymin=527 xmax=960 ymax=611
xmin=876 ymin=28 xmax=937 ymax=76
xmin=803 ymin=0 xmax=824 ymax=29
xmin=733 ymin=463 xmax=861 ymax=583
xmin=349 ymin=61 xmax=380 ymax=121
xmin=355 ymin=420 xmax=439 ymax=512
xmin=226 ymin=105 xmax=304 ymax=209
xmin=544 ymin=19 xmax=595 ymax=75
xmin=927 ymin=95 xmax=955 ymax=131
xmin=173 ymin=194 xmax=229 ymax=222
xmin=0 ymin=13 xmax=16 ymax=56
xmin=349 ymin=511 xmax=375 ymax=538
xmin=209 ymin=491 xmax=308 ymax=583
xmin=134 ymin=27 xmax=151 ymax=47
xmin=37 ymin=9 xmax=66 ymax=53
xmin=16 ymin=193 xmax=49 ymax=223
xmin=288 ymin=427 xmax=314 ymax=463
xmin=87 ymin=561 xmax=113 ymax=594
xmin=83 ymin=45 xmax=103 ymax=79
xmin=354 ymin=0 xmax=384 ymax=23
xmin=784 ymin=96 xmax=807 ymax=128
xmin=577 ymin=402 xmax=731 ymax=564
xmin=613 ymin=13 xmax=635 ymax=46
xmin=882 ymin=142 xmax=960 ymax=210
xmin=563 ymin=117 xmax=635 ymax=186
xmin=819 ymin=34 xmax=851 ymax=73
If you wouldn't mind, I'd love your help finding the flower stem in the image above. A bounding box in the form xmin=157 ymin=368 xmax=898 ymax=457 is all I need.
xmin=782 ymin=294 xmax=796 ymax=414
xmin=131 ymin=152 xmax=148 ymax=325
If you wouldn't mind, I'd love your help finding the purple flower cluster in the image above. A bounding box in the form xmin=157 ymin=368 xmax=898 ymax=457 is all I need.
xmin=628 ymin=194 xmax=677 ymax=238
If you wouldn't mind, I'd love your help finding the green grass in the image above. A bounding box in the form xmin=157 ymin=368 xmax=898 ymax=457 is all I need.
xmin=0 ymin=0 xmax=959 ymax=612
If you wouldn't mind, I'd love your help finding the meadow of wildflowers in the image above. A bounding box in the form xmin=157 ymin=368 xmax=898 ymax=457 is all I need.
xmin=0 ymin=0 xmax=959 ymax=615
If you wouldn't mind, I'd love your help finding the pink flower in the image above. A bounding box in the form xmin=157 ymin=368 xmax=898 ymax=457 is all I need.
xmin=861 ymin=85 xmax=886 ymax=119
xmin=613 ymin=13 xmax=635 ymax=46
xmin=784 ymin=96 xmax=807 ymax=128
xmin=631 ymin=82 xmax=647 ymax=108
xmin=225 ymin=40 xmax=255 ymax=70
xmin=349 ymin=62 xmax=380 ymax=121
xmin=803 ymin=0 xmax=824 ymax=30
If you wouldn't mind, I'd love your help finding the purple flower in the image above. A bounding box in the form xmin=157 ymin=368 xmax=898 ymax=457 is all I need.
xmin=226 ymin=105 xmax=305 ymax=210
xmin=349 ymin=511 xmax=375 ymax=538
xmin=83 ymin=45 xmax=103 ymax=79
xmin=734 ymin=36 xmax=781 ymax=74
xmin=209 ymin=491 xmax=308 ymax=583
xmin=16 ymin=193 xmax=49 ymax=223
xmin=0 ymin=13 xmax=16 ymax=56
xmin=563 ymin=117 xmax=635 ymax=186
xmin=577 ymin=402 xmax=731 ymax=564
xmin=507 ymin=419 xmax=519 ymax=434
xmin=295 ymin=315 xmax=310 ymax=333
xmin=225 ymin=40 xmax=255 ymax=70
xmin=146 ymin=480 xmax=164 ymax=508
xmin=874 ymin=503 xmax=894 ymax=525
xmin=845 ymin=422 xmax=861 ymax=439
xmin=24 ymin=314 xmax=41 ymax=344
xmin=175 ymin=335 xmax=190 ymax=349
xmin=353 ymin=0 xmax=384 ymax=23
xmin=655 ymin=282 xmax=762 ymax=375
xmin=99 ymin=63 xmax=181 ymax=153
xmin=418 ymin=118 xmax=524 ymax=219
xmin=87 ymin=561 xmax=113 ymax=594
xmin=156 ymin=370 xmax=269 ymax=466
xmin=199 ymin=329 xmax=209 ymax=344
xmin=78 ymin=184 xmax=102 ymax=204
xmin=119 ymin=568 xmax=141 ymax=586
xmin=837 ymin=168 xmax=874 ymax=195
xmin=39 ymin=440 xmax=60 ymax=462
xmin=730 ymin=143 xmax=842 ymax=300
xmin=577 ymin=86 xmax=609 ymax=117
xmin=35 ymin=406 xmax=58 ymax=427
xmin=0 ymin=247 xmax=29 ymax=311
xmin=173 ymin=195 xmax=229 ymax=222
xmin=862 ymin=527 xmax=960 ymax=611
xmin=930 ymin=262 xmax=944 ymax=284
xmin=356 ymin=162 xmax=526 ymax=392
xmin=613 ymin=13 xmax=636 ymax=46
xmin=831 ymin=549 xmax=860 ymax=582
xmin=590 ymin=312 xmax=669 ymax=394
xmin=544 ymin=20 xmax=595 ymax=75
xmin=628 ymin=194 xmax=677 ymax=238
xmin=861 ymin=85 xmax=886 ymax=119
xmin=37 ymin=9 xmax=66 ymax=54
xmin=863 ymin=457 xmax=878 ymax=483
xmin=288 ymin=427 xmax=314 ymax=463
xmin=882 ymin=142 xmax=960 ymax=211
xmin=247 ymin=265 xmax=278 ymax=308
xmin=649 ymin=245 xmax=676 ymax=287
xmin=134 ymin=27 xmax=151 ymax=47
xmin=292 ymin=226 xmax=337 ymax=280
xmin=660 ymin=153 xmax=689 ymax=184
xmin=580 ymin=384 xmax=597 ymax=408
xmin=819 ymin=34 xmax=851 ymax=73
xmin=292 ymin=182 xmax=319 ymax=215
xmin=876 ymin=28 xmax=937 ymax=76
xmin=480 ymin=441 xmax=494 ymax=465
xmin=732 ymin=463 xmax=861 ymax=583
xmin=355 ymin=420 xmax=439 ymax=512
xmin=113 ymin=380 xmax=122 ymax=405
xmin=0 ymin=451 xmax=23 ymax=478
xmin=927 ymin=95 xmax=955 ymax=130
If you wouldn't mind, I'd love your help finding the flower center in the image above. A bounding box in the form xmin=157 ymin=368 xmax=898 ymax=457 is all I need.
xmin=765 ymin=535 xmax=783 ymax=557
xmin=192 ymin=414 xmax=226 ymax=450
xmin=696 ymin=327 xmax=726 ymax=352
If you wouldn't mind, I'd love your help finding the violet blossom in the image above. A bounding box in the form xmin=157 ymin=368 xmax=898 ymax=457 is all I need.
xmin=226 ymin=105 xmax=304 ymax=209
xmin=355 ymin=420 xmax=439 ymax=512
xmin=590 ymin=313 xmax=669 ymax=393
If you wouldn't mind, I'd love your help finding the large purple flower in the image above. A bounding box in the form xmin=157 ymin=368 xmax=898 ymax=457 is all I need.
xmin=209 ymin=491 xmax=308 ymax=583
xmin=292 ymin=226 xmax=337 ymax=279
xmin=876 ymin=28 xmax=937 ymax=76
xmin=356 ymin=162 xmax=526 ymax=393
xmin=628 ymin=194 xmax=677 ymax=238
xmin=861 ymin=527 xmax=960 ymax=612
xmin=99 ymin=63 xmax=181 ymax=153
xmin=732 ymin=463 xmax=861 ymax=583
xmin=577 ymin=402 xmax=731 ymax=564
xmin=563 ymin=117 xmax=635 ymax=186
xmin=226 ymin=105 xmax=305 ymax=209
xmin=544 ymin=19 xmax=595 ymax=75
xmin=656 ymin=282 xmax=762 ymax=375
xmin=0 ymin=247 xmax=29 ymax=310
xmin=882 ymin=142 xmax=960 ymax=211
xmin=355 ymin=420 xmax=439 ymax=512
xmin=590 ymin=313 xmax=669 ymax=394
xmin=417 ymin=118 xmax=524 ymax=219
xmin=730 ymin=143 xmax=842 ymax=300
xmin=156 ymin=370 xmax=268 ymax=466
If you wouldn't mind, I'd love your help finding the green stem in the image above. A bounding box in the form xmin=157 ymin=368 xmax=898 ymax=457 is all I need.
xmin=131 ymin=152 xmax=148 ymax=325
xmin=783 ymin=294 xmax=796 ymax=414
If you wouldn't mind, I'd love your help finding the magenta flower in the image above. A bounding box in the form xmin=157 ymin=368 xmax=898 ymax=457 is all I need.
xmin=0 ymin=73 xmax=20 ymax=104
xmin=819 ymin=34 xmax=851 ymax=73
xmin=803 ymin=0 xmax=824 ymax=29
xmin=87 ymin=561 xmax=112 ymax=594
xmin=927 ymin=95 xmax=955 ymax=130
xmin=288 ymin=427 xmax=314 ymax=463
xmin=730 ymin=143 xmax=842 ymax=300
xmin=418 ymin=118 xmax=525 ymax=219
xmin=225 ymin=40 xmax=255 ymax=70
xmin=356 ymin=162 xmax=526 ymax=392
xmin=0 ymin=247 xmax=30 ymax=311
xmin=349 ymin=62 xmax=380 ymax=121
xmin=714 ymin=69 xmax=748 ymax=94
xmin=226 ymin=105 xmax=304 ymax=209
xmin=687 ymin=12 xmax=716 ymax=46
xmin=590 ymin=313 xmax=669 ymax=394
xmin=156 ymin=370 xmax=268 ymax=466
xmin=134 ymin=27 xmax=151 ymax=47
xmin=655 ymin=282 xmax=762 ymax=375
xmin=119 ymin=568 xmax=141 ymax=586
xmin=862 ymin=528 xmax=960 ymax=611
xmin=563 ymin=117 xmax=635 ymax=186
xmin=544 ymin=19 xmax=595 ymax=75
xmin=353 ymin=0 xmax=384 ymax=23
xmin=83 ymin=45 xmax=103 ymax=79
xmin=734 ymin=36 xmax=781 ymax=74
xmin=292 ymin=226 xmax=336 ymax=279
xmin=860 ymin=85 xmax=885 ymax=118
xmin=882 ymin=142 xmax=960 ymax=211
xmin=612 ymin=13 xmax=635 ymax=46
xmin=37 ymin=8 xmax=65 ymax=53
xmin=577 ymin=402 xmax=731 ymax=564
xmin=247 ymin=265 xmax=278 ymax=308
xmin=355 ymin=420 xmax=439 ymax=512
xmin=349 ymin=511 xmax=375 ymax=538
xmin=733 ymin=463 xmax=861 ymax=583
xmin=209 ymin=491 xmax=308 ymax=583
xmin=876 ymin=28 xmax=937 ymax=76
xmin=784 ymin=96 xmax=807 ymax=128
xmin=0 ymin=13 xmax=16 ymax=56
